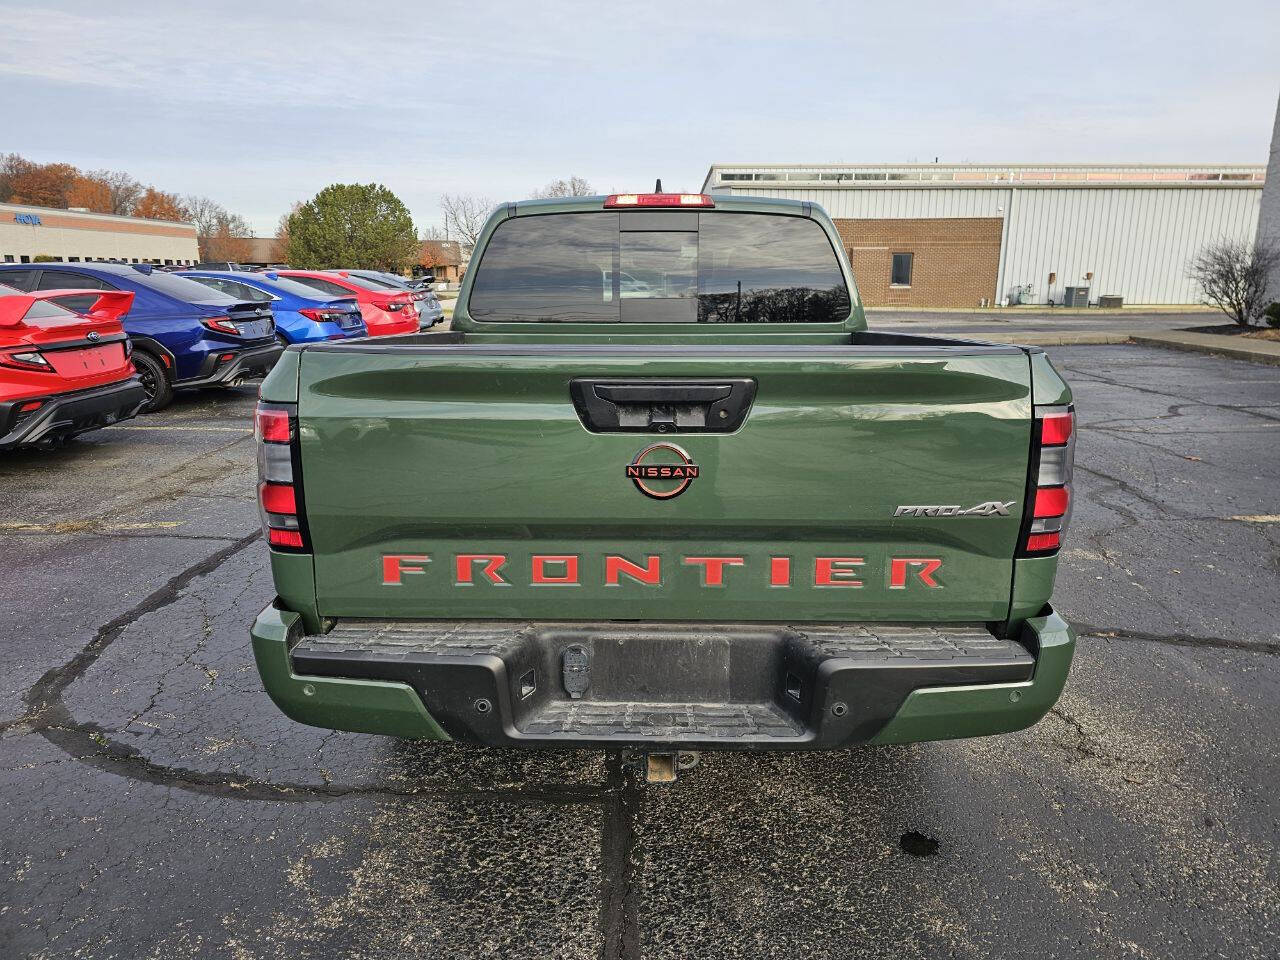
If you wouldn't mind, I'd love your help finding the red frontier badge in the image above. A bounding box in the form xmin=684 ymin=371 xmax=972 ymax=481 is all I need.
xmin=625 ymin=442 xmax=699 ymax=500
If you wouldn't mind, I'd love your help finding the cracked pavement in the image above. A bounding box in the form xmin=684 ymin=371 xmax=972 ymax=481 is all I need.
xmin=1 ymin=346 xmax=1278 ymax=959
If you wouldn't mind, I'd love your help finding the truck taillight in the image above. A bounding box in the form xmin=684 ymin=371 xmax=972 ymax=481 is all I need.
xmin=1020 ymin=405 xmax=1075 ymax=556
xmin=255 ymin=400 xmax=309 ymax=552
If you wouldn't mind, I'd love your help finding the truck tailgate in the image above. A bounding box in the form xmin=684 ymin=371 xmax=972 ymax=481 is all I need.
xmin=297 ymin=343 xmax=1032 ymax=623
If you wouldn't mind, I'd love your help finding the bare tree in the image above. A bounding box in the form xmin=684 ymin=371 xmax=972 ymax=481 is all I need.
xmin=182 ymin=194 xmax=252 ymax=261
xmin=89 ymin=169 xmax=144 ymax=215
xmin=440 ymin=194 xmax=494 ymax=256
xmin=420 ymin=224 xmax=448 ymax=242
xmin=1188 ymin=239 xmax=1280 ymax=326
xmin=531 ymin=176 xmax=594 ymax=199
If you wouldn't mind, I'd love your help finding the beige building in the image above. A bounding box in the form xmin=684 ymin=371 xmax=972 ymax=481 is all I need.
xmin=1 ymin=202 xmax=200 ymax=266
xmin=703 ymin=163 xmax=1266 ymax=307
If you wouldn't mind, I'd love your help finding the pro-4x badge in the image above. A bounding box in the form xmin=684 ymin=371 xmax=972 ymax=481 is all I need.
xmin=894 ymin=501 xmax=1016 ymax=517
xmin=625 ymin=442 xmax=699 ymax=500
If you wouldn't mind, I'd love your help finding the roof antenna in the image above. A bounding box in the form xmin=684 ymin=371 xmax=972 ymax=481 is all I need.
xmin=654 ymin=178 xmax=663 ymax=193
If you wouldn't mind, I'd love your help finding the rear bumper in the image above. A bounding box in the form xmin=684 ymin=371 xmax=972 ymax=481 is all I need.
xmin=180 ymin=342 xmax=283 ymax=388
xmin=0 ymin=378 xmax=146 ymax=450
xmin=366 ymin=316 xmax=420 ymax=337
xmin=251 ymin=606 xmax=1075 ymax=748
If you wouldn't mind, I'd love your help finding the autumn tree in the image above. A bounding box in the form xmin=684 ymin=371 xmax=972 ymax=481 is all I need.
xmin=203 ymin=226 xmax=253 ymax=263
xmin=0 ymin=154 xmax=32 ymax=202
xmin=285 ymin=183 xmax=419 ymax=270
xmin=272 ymin=203 xmax=301 ymax=263
xmin=65 ymin=174 xmax=114 ymax=213
xmin=531 ymin=176 xmax=593 ymax=198
xmin=9 ymin=162 xmax=78 ymax=208
xmin=134 ymin=187 xmax=187 ymax=222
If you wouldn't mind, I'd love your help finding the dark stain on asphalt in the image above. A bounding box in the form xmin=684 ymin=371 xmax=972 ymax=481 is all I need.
xmin=899 ymin=831 xmax=940 ymax=858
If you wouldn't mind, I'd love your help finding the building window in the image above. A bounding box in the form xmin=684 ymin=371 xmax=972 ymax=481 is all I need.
xmin=19 ymin=255 xmax=30 ymax=264
xmin=3 ymin=255 xmax=12 ymax=262
xmin=891 ymin=253 xmax=913 ymax=287
xmin=69 ymin=256 xmax=80 ymax=262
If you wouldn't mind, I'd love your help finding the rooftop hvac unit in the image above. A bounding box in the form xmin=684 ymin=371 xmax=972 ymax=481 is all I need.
xmin=1063 ymin=286 xmax=1090 ymax=307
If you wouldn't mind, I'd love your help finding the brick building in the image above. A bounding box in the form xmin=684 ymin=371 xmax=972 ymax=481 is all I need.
xmin=702 ymin=163 xmax=1266 ymax=307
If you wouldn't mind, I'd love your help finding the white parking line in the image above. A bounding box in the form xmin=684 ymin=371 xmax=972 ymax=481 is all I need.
xmin=114 ymin=425 xmax=251 ymax=432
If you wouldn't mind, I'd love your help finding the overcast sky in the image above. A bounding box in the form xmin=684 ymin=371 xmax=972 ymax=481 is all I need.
xmin=3 ymin=0 xmax=1277 ymax=235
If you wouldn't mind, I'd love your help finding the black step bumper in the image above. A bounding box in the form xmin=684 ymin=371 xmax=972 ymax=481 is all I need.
xmin=284 ymin=619 xmax=1039 ymax=749
xmin=0 ymin=378 xmax=147 ymax=450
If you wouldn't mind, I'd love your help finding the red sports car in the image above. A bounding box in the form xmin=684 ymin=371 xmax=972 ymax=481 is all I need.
xmin=275 ymin=270 xmax=419 ymax=336
xmin=0 ymin=283 xmax=146 ymax=450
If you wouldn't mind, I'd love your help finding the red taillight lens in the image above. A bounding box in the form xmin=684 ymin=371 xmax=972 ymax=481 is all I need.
xmin=1025 ymin=532 xmax=1061 ymax=552
xmin=604 ymin=193 xmax=714 ymax=208
xmin=0 ymin=350 xmax=52 ymax=371
xmin=260 ymin=482 xmax=297 ymax=514
xmin=1040 ymin=412 xmax=1073 ymax=446
xmin=268 ymin=529 xmax=304 ymax=548
xmin=255 ymin=406 xmax=291 ymax=443
xmin=1033 ymin=486 xmax=1070 ymax=518
xmin=1021 ymin=405 xmax=1076 ymax=556
xmin=201 ymin=316 xmax=240 ymax=335
xmin=299 ymin=307 xmax=346 ymax=324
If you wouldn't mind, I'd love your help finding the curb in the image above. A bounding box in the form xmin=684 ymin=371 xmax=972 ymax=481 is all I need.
xmin=1009 ymin=333 xmax=1134 ymax=346
xmin=1130 ymin=332 xmax=1280 ymax=367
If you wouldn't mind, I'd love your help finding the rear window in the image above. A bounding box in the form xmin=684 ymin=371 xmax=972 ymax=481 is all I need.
xmin=467 ymin=211 xmax=850 ymax=323
xmin=328 ymin=274 xmax=397 ymax=293
xmin=21 ymin=299 xmax=81 ymax=326
xmin=284 ymin=275 xmax=353 ymax=297
xmin=261 ymin=275 xmax=355 ymax=301
xmin=134 ymin=270 xmax=239 ymax=304
xmin=351 ymin=273 xmax=406 ymax=290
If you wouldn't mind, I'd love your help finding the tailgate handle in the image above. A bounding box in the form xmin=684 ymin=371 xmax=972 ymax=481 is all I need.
xmin=570 ymin=378 xmax=757 ymax=433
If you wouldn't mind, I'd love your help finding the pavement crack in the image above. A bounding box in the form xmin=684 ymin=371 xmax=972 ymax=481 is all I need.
xmin=1057 ymin=363 xmax=1280 ymax=424
xmin=598 ymin=750 xmax=642 ymax=960
xmin=23 ymin=531 xmax=263 ymax=727
xmin=1076 ymin=623 xmax=1280 ymax=656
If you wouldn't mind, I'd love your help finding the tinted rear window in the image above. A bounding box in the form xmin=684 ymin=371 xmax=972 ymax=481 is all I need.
xmin=260 ymin=275 xmax=354 ymax=301
xmin=134 ymin=270 xmax=239 ymax=304
xmin=470 ymin=212 xmax=618 ymax=322
xmin=284 ymin=275 xmax=352 ymax=297
xmin=467 ymin=211 xmax=850 ymax=323
xmin=21 ymin=299 xmax=81 ymax=325
xmin=334 ymin=274 xmax=399 ymax=292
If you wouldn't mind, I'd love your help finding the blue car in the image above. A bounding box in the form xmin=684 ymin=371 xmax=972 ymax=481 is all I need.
xmin=178 ymin=270 xmax=368 ymax=344
xmin=0 ymin=262 xmax=282 ymax=412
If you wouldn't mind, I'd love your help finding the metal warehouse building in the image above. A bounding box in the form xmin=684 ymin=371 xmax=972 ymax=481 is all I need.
xmin=701 ymin=163 xmax=1265 ymax=307
xmin=1 ymin=202 xmax=200 ymax=267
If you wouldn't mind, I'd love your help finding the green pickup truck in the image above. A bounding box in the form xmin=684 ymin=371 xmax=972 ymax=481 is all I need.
xmin=250 ymin=191 xmax=1076 ymax=754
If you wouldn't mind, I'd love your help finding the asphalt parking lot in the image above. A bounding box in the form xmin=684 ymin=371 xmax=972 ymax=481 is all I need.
xmin=1 ymin=344 xmax=1278 ymax=960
